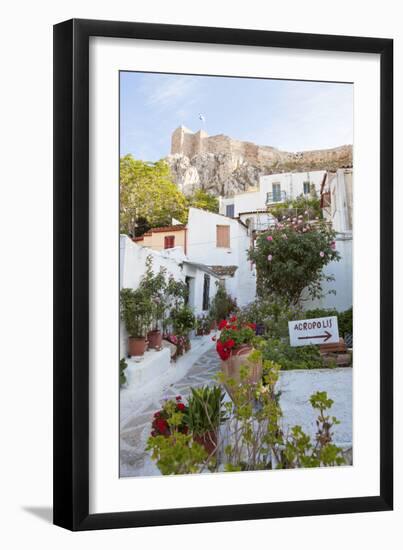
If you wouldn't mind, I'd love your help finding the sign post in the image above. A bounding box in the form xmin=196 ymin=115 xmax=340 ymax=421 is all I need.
xmin=288 ymin=316 xmax=339 ymax=347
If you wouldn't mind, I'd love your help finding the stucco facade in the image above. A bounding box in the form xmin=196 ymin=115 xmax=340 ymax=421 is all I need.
xmin=322 ymin=168 xmax=353 ymax=234
xmin=219 ymin=170 xmax=327 ymax=217
xmin=186 ymin=208 xmax=256 ymax=307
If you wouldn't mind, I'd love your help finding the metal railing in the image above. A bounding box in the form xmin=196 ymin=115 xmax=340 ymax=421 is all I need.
xmin=266 ymin=190 xmax=287 ymax=204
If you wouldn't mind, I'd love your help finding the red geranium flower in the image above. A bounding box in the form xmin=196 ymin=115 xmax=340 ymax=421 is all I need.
xmin=218 ymin=319 xmax=228 ymax=330
xmin=226 ymin=339 xmax=235 ymax=348
xmin=175 ymin=396 xmax=181 ymax=401
xmin=216 ymin=340 xmax=231 ymax=360
xmin=230 ymin=316 xmax=237 ymax=322
xmin=155 ymin=418 xmax=169 ymax=434
xmin=177 ymin=403 xmax=185 ymax=411
xmin=248 ymin=323 xmax=257 ymax=330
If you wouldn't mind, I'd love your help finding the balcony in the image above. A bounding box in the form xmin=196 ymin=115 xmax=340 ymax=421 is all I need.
xmin=266 ymin=190 xmax=287 ymax=204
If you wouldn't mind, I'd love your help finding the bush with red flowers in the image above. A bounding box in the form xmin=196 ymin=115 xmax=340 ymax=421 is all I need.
xmin=151 ymin=396 xmax=189 ymax=437
xmin=216 ymin=316 xmax=256 ymax=360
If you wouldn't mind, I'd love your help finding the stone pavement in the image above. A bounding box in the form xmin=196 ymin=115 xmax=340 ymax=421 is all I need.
xmin=120 ymin=346 xmax=353 ymax=477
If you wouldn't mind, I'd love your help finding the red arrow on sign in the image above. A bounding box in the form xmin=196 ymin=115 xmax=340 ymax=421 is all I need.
xmin=297 ymin=330 xmax=332 ymax=342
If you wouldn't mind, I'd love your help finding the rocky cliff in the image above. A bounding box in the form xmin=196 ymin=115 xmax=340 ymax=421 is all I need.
xmin=166 ymin=127 xmax=352 ymax=197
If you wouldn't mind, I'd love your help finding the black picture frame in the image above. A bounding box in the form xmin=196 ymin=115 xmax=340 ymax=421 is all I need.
xmin=53 ymin=18 xmax=393 ymax=531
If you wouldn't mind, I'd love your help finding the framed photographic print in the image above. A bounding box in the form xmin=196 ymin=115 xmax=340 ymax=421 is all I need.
xmin=53 ymin=19 xmax=393 ymax=530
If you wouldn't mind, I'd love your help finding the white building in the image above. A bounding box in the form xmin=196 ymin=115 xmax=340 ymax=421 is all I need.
xmin=186 ymin=208 xmax=256 ymax=308
xmin=306 ymin=167 xmax=353 ymax=311
xmin=219 ymin=170 xmax=326 ymax=231
xmin=120 ymin=207 xmax=256 ymax=324
xmin=321 ymin=168 xmax=353 ymax=234
xmin=218 ymin=168 xmax=353 ymax=312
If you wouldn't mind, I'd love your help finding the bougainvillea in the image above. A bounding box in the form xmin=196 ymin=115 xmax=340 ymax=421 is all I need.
xmin=249 ymin=216 xmax=340 ymax=305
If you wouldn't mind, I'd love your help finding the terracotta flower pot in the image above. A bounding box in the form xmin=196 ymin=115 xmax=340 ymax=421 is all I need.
xmin=221 ymin=345 xmax=262 ymax=385
xmin=147 ymin=329 xmax=162 ymax=350
xmin=193 ymin=430 xmax=218 ymax=456
xmin=128 ymin=336 xmax=147 ymax=357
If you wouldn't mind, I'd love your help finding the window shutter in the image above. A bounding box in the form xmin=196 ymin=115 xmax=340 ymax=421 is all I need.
xmin=216 ymin=225 xmax=230 ymax=248
xmin=164 ymin=235 xmax=175 ymax=249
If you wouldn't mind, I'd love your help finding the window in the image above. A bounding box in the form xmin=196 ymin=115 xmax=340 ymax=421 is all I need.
xmin=303 ymin=181 xmax=310 ymax=195
xmin=216 ymin=225 xmax=230 ymax=248
xmin=272 ymin=182 xmax=281 ymax=202
xmin=164 ymin=235 xmax=175 ymax=249
xmin=202 ymin=274 xmax=210 ymax=311
xmin=226 ymin=204 xmax=235 ymax=218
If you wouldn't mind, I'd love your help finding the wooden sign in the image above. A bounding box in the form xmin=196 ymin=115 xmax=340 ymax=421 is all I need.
xmin=288 ymin=316 xmax=339 ymax=347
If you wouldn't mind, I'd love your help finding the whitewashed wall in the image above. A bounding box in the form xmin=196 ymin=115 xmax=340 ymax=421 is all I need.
xmin=120 ymin=235 xmax=186 ymax=290
xmin=220 ymin=170 xmax=326 ymax=217
xmin=119 ymin=235 xmax=223 ymax=342
xmin=260 ymin=170 xmax=326 ymax=204
xmin=119 ymin=236 xmax=187 ymax=357
xmin=304 ymin=236 xmax=353 ymax=312
xmin=187 ymin=208 xmax=256 ymax=307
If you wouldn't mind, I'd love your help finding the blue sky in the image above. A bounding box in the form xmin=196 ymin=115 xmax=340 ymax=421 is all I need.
xmin=120 ymin=71 xmax=353 ymax=162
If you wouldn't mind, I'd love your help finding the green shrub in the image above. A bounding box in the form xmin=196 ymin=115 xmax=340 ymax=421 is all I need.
xmin=303 ymin=306 xmax=353 ymax=337
xmin=120 ymin=357 xmax=128 ymax=386
xmin=209 ymin=283 xmax=237 ymax=322
xmin=260 ymin=337 xmax=323 ymax=370
xmin=171 ymin=305 xmax=196 ymax=336
xmin=249 ymin=216 xmax=339 ymax=305
xmin=120 ymin=287 xmax=152 ymax=337
xmin=238 ymin=296 xmax=303 ymax=339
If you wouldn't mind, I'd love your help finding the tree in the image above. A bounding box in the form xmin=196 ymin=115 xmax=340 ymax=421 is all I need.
xmin=120 ymin=154 xmax=188 ymax=235
xmin=186 ymin=189 xmax=219 ymax=214
xmin=269 ymin=194 xmax=322 ymax=221
xmin=249 ymin=216 xmax=340 ymax=305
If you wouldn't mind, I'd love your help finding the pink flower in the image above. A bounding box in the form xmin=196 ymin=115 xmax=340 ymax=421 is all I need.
xmin=304 ymin=210 xmax=308 ymax=215
xmin=267 ymin=254 xmax=273 ymax=261
xmin=319 ymin=251 xmax=325 ymax=258
xmin=331 ymin=241 xmax=336 ymax=250
xmin=267 ymin=235 xmax=273 ymax=241
xmin=302 ymin=227 xmax=307 ymax=232
xmin=282 ymin=215 xmax=287 ymax=220
xmin=283 ymin=234 xmax=288 ymax=239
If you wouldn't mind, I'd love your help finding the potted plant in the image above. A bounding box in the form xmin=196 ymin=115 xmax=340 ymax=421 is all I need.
xmin=120 ymin=287 xmax=152 ymax=357
xmin=186 ymin=385 xmax=226 ymax=455
xmin=196 ymin=314 xmax=211 ymax=336
xmin=209 ymin=282 xmax=238 ymax=323
xmin=196 ymin=314 xmax=205 ymax=336
xmin=150 ymin=396 xmax=189 ymax=437
xmin=171 ymin=305 xmax=196 ymax=353
xmin=140 ymin=256 xmax=167 ymax=350
xmin=216 ymin=316 xmax=262 ymax=384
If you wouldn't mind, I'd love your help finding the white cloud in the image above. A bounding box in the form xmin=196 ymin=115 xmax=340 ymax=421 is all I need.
xmin=143 ymin=75 xmax=200 ymax=110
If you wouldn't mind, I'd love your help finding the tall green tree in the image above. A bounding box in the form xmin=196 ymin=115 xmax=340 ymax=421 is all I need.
xmin=187 ymin=189 xmax=219 ymax=214
xmin=120 ymin=154 xmax=188 ymax=235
